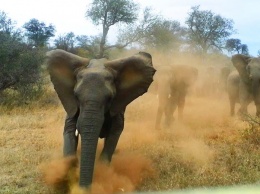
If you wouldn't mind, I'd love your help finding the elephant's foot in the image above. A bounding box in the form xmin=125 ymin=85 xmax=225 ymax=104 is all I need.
xmin=164 ymin=117 xmax=174 ymax=129
xmin=237 ymin=110 xmax=249 ymax=121
xmin=63 ymin=133 xmax=79 ymax=157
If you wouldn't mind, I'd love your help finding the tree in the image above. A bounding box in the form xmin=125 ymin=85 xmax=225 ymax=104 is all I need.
xmin=86 ymin=0 xmax=139 ymax=57
xmin=0 ymin=11 xmax=16 ymax=34
xmin=258 ymin=50 xmax=260 ymax=57
xmin=240 ymin=44 xmax=249 ymax=55
xmin=225 ymin=38 xmax=249 ymax=55
xmin=0 ymin=12 xmax=45 ymax=103
xmin=185 ymin=6 xmax=234 ymax=54
xmin=142 ymin=19 xmax=184 ymax=51
xmin=54 ymin=32 xmax=77 ymax=52
xmin=225 ymin=38 xmax=241 ymax=53
xmin=23 ymin=18 xmax=55 ymax=47
xmin=117 ymin=7 xmax=185 ymax=51
xmin=76 ymin=35 xmax=102 ymax=57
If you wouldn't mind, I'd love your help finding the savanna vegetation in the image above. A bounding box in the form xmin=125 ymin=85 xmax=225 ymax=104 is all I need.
xmin=0 ymin=0 xmax=260 ymax=193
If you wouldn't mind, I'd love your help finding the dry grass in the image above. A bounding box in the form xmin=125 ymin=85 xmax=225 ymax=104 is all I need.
xmin=0 ymin=92 xmax=260 ymax=194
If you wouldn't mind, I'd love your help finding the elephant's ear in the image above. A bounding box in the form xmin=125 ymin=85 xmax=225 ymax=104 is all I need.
xmin=232 ymin=54 xmax=251 ymax=84
xmin=105 ymin=52 xmax=156 ymax=116
xmin=46 ymin=49 xmax=90 ymax=117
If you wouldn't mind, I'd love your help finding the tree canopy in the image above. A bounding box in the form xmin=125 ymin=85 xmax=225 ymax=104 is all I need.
xmin=0 ymin=11 xmax=45 ymax=104
xmin=185 ymin=6 xmax=234 ymax=54
xmin=86 ymin=0 xmax=139 ymax=57
xmin=117 ymin=7 xmax=185 ymax=52
xmin=54 ymin=32 xmax=76 ymax=53
xmin=23 ymin=18 xmax=55 ymax=47
xmin=225 ymin=38 xmax=249 ymax=55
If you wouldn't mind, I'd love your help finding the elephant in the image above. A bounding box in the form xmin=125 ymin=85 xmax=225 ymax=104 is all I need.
xmin=195 ymin=66 xmax=219 ymax=97
xmin=152 ymin=65 xmax=198 ymax=129
xmin=227 ymin=54 xmax=260 ymax=116
xmin=46 ymin=49 xmax=156 ymax=188
xmin=227 ymin=71 xmax=240 ymax=116
xmin=218 ymin=66 xmax=231 ymax=93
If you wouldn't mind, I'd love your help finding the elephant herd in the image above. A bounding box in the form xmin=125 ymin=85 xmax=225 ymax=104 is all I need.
xmin=46 ymin=49 xmax=260 ymax=188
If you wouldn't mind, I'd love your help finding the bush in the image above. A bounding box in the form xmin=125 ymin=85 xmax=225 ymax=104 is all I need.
xmin=241 ymin=114 xmax=260 ymax=146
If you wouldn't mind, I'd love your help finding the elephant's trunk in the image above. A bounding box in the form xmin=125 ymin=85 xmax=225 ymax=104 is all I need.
xmin=77 ymin=102 xmax=104 ymax=188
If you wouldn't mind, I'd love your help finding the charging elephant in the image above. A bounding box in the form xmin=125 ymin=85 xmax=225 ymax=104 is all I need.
xmin=227 ymin=54 xmax=260 ymax=116
xmin=46 ymin=49 xmax=155 ymax=188
xmin=153 ymin=65 xmax=198 ymax=129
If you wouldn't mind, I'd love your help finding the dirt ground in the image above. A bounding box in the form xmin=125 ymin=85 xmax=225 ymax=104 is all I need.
xmin=0 ymin=91 xmax=259 ymax=194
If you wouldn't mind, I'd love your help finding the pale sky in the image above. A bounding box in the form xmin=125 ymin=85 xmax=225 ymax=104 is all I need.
xmin=1 ymin=0 xmax=259 ymax=56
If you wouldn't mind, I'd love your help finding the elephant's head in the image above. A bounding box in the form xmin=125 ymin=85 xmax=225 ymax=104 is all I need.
xmin=152 ymin=65 xmax=174 ymax=101
xmin=172 ymin=65 xmax=198 ymax=87
xmin=46 ymin=49 xmax=155 ymax=187
xmin=232 ymin=54 xmax=260 ymax=101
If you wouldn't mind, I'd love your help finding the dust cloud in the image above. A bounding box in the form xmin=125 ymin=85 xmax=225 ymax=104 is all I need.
xmin=40 ymin=153 xmax=155 ymax=194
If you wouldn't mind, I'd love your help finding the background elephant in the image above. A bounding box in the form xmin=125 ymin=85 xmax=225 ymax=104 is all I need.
xmin=227 ymin=54 xmax=260 ymax=116
xmin=46 ymin=49 xmax=155 ymax=188
xmin=152 ymin=65 xmax=198 ymax=129
xmin=218 ymin=66 xmax=231 ymax=93
xmin=195 ymin=66 xmax=219 ymax=97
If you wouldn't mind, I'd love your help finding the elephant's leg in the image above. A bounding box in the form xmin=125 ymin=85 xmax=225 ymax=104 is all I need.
xmin=229 ymin=96 xmax=236 ymax=116
xmin=238 ymin=84 xmax=251 ymax=116
xmin=155 ymin=106 xmax=164 ymax=130
xmin=177 ymin=92 xmax=186 ymax=120
xmin=156 ymin=94 xmax=168 ymax=130
xmin=63 ymin=114 xmax=79 ymax=156
xmin=165 ymin=93 xmax=178 ymax=127
xmin=238 ymin=101 xmax=250 ymax=116
xmin=100 ymin=111 xmax=124 ymax=162
xmin=254 ymin=102 xmax=260 ymax=117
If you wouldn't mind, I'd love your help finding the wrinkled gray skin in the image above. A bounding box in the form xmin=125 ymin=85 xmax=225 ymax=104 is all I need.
xmin=227 ymin=54 xmax=260 ymax=116
xmin=152 ymin=65 xmax=198 ymax=129
xmin=46 ymin=49 xmax=155 ymax=188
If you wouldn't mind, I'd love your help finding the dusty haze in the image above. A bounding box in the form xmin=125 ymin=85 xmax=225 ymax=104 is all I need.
xmin=0 ymin=52 xmax=259 ymax=194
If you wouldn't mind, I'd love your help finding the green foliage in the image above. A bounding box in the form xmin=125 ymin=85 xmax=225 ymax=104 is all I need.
xmin=76 ymin=35 xmax=102 ymax=58
xmin=0 ymin=11 xmax=17 ymax=34
xmin=141 ymin=18 xmax=184 ymax=51
xmin=23 ymin=18 xmax=55 ymax=47
xmin=241 ymin=114 xmax=260 ymax=146
xmin=0 ymin=11 xmax=46 ymax=105
xmin=185 ymin=6 xmax=234 ymax=54
xmin=86 ymin=0 xmax=139 ymax=26
xmin=117 ymin=8 xmax=185 ymax=53
xmin=225 ymin=38 xmax=249 ymax=55
xmin=54 ymin=32 xmax=77 ymax=53
xmin=86 ymin=0 xmax=139 ymax=57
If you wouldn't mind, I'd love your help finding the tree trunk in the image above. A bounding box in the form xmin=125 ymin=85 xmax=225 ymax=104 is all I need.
xmin=99 ymin=26 xmax=109 ymax=58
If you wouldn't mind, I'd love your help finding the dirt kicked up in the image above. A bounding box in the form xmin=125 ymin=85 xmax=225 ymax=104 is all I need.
xmin=0 ymin=92 xmax=260 ymax=194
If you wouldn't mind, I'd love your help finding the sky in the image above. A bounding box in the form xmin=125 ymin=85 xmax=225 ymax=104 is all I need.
xmin=1 ymin=0 xmax=259 ymax=56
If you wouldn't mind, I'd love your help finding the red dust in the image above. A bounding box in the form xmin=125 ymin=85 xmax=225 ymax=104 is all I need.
xmin=40 ymin=153 xmax=156 ymax=194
